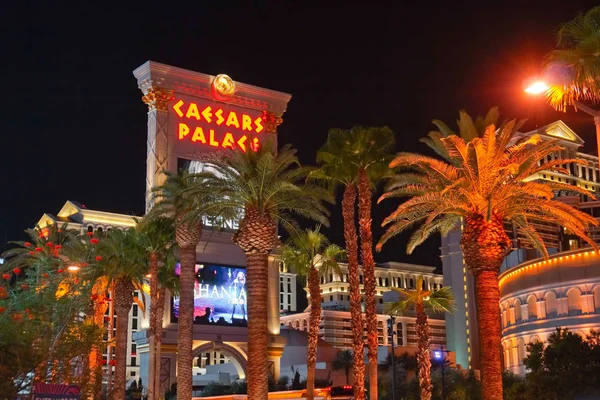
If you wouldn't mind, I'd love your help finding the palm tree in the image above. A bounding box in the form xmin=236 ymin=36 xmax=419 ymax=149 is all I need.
xmin=153 ymin=253 xmax=179 ymax=399
xmin=312 ymin=129 xmax=369 ymax=400
xmin=332 ymin=349 xmax=354 ymax=385
xmin=136 ymin=216 xmax=175 ymax=400
xmin=377 ymin=110 xmax=597 ymax=400
xmin=336 ymin=126 xmax=395 ymax=400
xmin=99 ymin=228 xmax=148 ymax=400
xmin=385 ymin=276 xmax=455 ymax=400
xmin=149 ymin=170 xmax=210 ymax=400
xmin=197 ymin=144 xmax=332 ymax=399
xmin=544 ymin=6 xmax=600 ymax=111
xmin=280 ymin=226 xmax=345 ymax=400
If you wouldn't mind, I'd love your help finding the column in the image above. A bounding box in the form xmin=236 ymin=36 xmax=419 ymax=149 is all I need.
xmin=537 ymin=300 xmax=546 ymax=319
xmin=520 ymin=303 xmax=529 ymax=322
xmin=141 ymin=87 xmax=175 ymax=212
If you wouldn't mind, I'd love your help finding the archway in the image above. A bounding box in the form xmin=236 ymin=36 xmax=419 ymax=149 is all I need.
xmin=594 ymin=286 xmax=600 ymax=312
xmin=513 ymin=299 xmax=522 ymax=323
xmin=192 ymin=342 xmax=248 ymax=379
xmin=567 ymin=288 xmax=582 ymax=316
xmin=545 ymin=291 xmax=558 ymax=318
xmin=527 ymin=296 xmax=537 ymax=320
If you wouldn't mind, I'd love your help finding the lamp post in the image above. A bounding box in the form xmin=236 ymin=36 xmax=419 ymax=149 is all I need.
xmin=433 ymin=345 xmax=450 ymax=400
xmin=524 ymin=78 xmax=600 ymax=157
xmin=388 ymin=314 xmax=397 ymax=400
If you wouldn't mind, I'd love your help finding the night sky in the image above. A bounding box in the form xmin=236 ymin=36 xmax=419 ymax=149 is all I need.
xmin=1 ymin=0 xmax=599 ymax=269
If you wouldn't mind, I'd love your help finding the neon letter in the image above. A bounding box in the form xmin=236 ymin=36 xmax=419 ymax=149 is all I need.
xmin=186 ymin=103 xmax=201 ymax=120
xmin=215 ymin=109 xmax=225 ymax=125
xmin=199 ymin=284 xmax=209 ymax=297
xmin=250 ymin=137 xmax=260 ymax=152
xmin=222 ymin=132 xmax=236 ymax=149
xmin=178 ymin=123 xmax=190 ymax=139
xmin=242 ymin=114 xmax=253 ymax=131
xmin=226 ymin=111 xmax=240 ymax=128
xmin=173 ymin=100 xmax=185 ymax=117
xmin=192 ymin=127 xmax=206 ymax=143
xmin=209 ymin=129 xmax=219 ymax=147
xmin=254 ymin=117 xmax=264 ymax=134
xmin=237 ymin=135 xmax=247 ymax=152
xmin=201 ymin=106 xmax=213 ymax=123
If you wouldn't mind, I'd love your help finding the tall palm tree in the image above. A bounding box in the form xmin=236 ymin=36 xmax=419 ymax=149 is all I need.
xmin=280 ymin=226 xmax=345 ymax=400
xmin=385 ymin=276 xmax=455 ymax=400
xmin=136 ymin=216 xmax=175 ymax=400
xmin=312 ymin=130 xmax=367 ymax=400
xmin=99 ymin=228 xmax=148 ymax=400
xmin=331 ymin=126 xmax=395 ymax=400
xmin=332 ymin=349 xmax=354 ymax=385
xmin=544 ymin=6 xmax=600 ymax=111
xmin=149 ymin=170 xmax=211 ymax=400
xmin=153 ymin=253 xmax=179 ymax=399
xmin=197 ymin=144 xmax=332 ymax=400
xmin=377 ymin=110 xmax=598 ymax=400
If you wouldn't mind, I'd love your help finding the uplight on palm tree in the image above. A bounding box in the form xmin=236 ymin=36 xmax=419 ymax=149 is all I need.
xmin=332 ymin=349 xmax=354 ymax=385
xmin=199 ymin=144 xmax=332 ymax=400
xmin=280 ymin=226 xmax=345 ymax=400
xmin=378 ymin=110 xmax=598 ymax=400
xmin=385 ymin=276 xmax=455 ymax=400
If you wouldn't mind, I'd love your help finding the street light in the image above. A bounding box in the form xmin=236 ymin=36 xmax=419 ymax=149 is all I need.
xmin=524 ymin=77 xmax=600 ymax=157
xmin=433 ymin=345 xmax=450 ymax=400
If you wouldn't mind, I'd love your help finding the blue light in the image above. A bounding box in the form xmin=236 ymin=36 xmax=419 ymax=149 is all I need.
xmin=433 ymin=350 xmax=443 ymax=360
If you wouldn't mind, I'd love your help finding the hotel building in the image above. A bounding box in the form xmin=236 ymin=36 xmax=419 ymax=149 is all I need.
xmin=442 ymin=120 xmax=600 ymax=371
xmin=280 ymin=261 xmax=447 ymax=355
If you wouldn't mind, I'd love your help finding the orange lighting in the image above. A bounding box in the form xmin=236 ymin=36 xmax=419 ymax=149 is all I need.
xmin=67 ymin=265 xmax=80 ymax=273
xmin=524 ymin=80 xmax=550 ymax=95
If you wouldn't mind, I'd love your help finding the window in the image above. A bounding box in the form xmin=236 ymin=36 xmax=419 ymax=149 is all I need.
xmin=131 ymin=344 xmax=137 ymax=354
xmin=133 ymin=304 xmax=138 ymax=317
xmin=287 ymin=283 xmax=291 ymax=292
xmin=131 ymin=357 xmax=137 ymax=366
xmin=130 ymin=371 xmax=136 ymax=377
xmin=132 ymin=319 xmax=138 ymax=330
xmin=330 ymin=296 xmax=333 ymax=301
xmin=280 ymin=283 xmax=284 ymax=292
xmin=280 ymin=294 xmax=283 ymax=304
xmin=288 ymin=294 xmax=291 ymax=303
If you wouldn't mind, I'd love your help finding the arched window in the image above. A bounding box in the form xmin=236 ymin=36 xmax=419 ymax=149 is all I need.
xmin=514 ymin=299 xmax=522 ymax=323
xmin=567 ymin=288 xmax=582 ymax=316
xmin=87 ymin=225 xmax=93 ymax=233
xmin=545 ymin=292 xmax=558 ymax=318
xmin=288 ymin=322 xmax=293 ymax=328
xmin=594 ymin=286 xmax=600 ymax=313
xmin=303 ymin=320 xmax=308 ymax=331
xmin=527 ymin=296 xmax=537 ymax=320
xmin=503 ymin=344 xmax=511 ymax=368
xmin=501 ymin=303 xmax=508 ymax=328
xmin=517 ymin=339 xmax=526 ymax=365
xmin=409 ymin=278 xmax=414 ymax=289
xmin=295 ymin=320 xmax=300 ymax=329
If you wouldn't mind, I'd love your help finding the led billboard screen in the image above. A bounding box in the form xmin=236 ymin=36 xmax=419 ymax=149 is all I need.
xmin=171 ymin=263 xmax=247 ymax=327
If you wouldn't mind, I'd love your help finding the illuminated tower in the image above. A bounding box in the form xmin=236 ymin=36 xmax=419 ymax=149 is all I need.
xmin=132 ymin=61 xmax=292 ymax=393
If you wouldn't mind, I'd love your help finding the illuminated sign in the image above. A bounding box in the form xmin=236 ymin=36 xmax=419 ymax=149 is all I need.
xmin=171 ymin=263 xmax=248 ymax=327
xmin=172 ymin=95 xmax=265 ymax=155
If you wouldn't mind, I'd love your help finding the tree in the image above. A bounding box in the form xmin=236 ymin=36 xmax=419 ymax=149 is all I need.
xmin=149 ymin=170 xmax=212 ymax=400
xmin=136 ymin=216 xmax=175 ymax=400
xmin=199 ymin=144 xmax=332 ymax=400
xmin=385 ymin=276 xmax=455 ymax=400
xmin=322 ymin=126 xmax=395 ymax=400
xmin=280 ymin=226 xmax=345 ymax=400
xmin=313 ymin=129 xmax=369 ymax=400
xmin=544 ymin=6 xmax=600 ymax=112
xmin=333 ymin=349 xmax=354 ymax=385
xmin=377 ymin=110 xmax=597 ymax=400
xmin=99 ymin=228 xmax=148 ymax=400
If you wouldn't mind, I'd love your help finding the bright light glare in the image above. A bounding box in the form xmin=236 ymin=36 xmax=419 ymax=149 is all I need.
xmin=524 ymin=80 xmax=550 ymax=95
xmin=67 ymin=265 xmax=80 ymax=272
xmin=434 ymin=350 xmax=443 ymax=360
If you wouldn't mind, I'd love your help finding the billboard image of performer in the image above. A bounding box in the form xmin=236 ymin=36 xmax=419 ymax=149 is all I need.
xmin=171 ymin=264 xmax=248 ymax=326
xmin=230 ymin=271 xmax=246 ymax=320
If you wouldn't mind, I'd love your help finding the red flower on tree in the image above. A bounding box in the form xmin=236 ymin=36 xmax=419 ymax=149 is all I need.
xmin=42 ymin=273 xmax=49 ymax=278
xmin=90 ymin=238 xmax=99 ymax=245
xmin=0 ymin=307 xmax=5 ymax=313
xmin=13 ymin=268 xmax=21 ymax=275
xmin=82 ymin=263 xmax=89 ymax=267
xmin=28 ymin=251 xmax=35 ymax=255
xmin=2 ymin=274 xmax=10 ymax=280
xmin=54 ymin=245 xmax=62 ymax=249
xmin=46 ymin=242 xmax=53 ymax=247
xmin=24 ymin=242 xmax=31 ymax=247
xmin=57 ymin=269 xmax=64 ymax=274
xmin=95 ymin=256 xmax=102 ymax=261
xmin=20 ymin=284 xmax=29 ymax=290
xmin=35 ymin=247 xmax=43 ymax=252
xmin=87 ymin=232 xmax=94 ymax=237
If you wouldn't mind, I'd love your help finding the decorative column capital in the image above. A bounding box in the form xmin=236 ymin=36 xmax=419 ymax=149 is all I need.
xmin=142 ymin=87 xmax=174 ymax=111
xmin=262 ymin=111 xmax=283 ymax=133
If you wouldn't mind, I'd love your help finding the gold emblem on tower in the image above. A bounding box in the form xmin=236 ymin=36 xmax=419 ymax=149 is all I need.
xmin=212 ymin=74 xmax=236 ymax=97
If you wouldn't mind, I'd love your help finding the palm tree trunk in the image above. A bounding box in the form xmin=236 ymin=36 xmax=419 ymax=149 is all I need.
xmin=245 ymin=252 xmax=270 ymax=400
xmin=461 ymin=214 xmax=511 ymax=400
xmin=155 ymin=285 xmax=166 ymax=399
xmin=306 ymin=267 xmax=322 ymax=400
xmin=148 ymin=252 xmax=159 ymax=400
xmin=177 ymin=245 xmax=197 ymax=400
xmin=342 ymin=184 xmax=365 ymax=400
xmin=358 ymin=169 xmax=378 ymax=400
xmin=113 ymin=278 xmax=134 ymax=400
xmin=415 ymin=302 xmax=432 ymax=400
